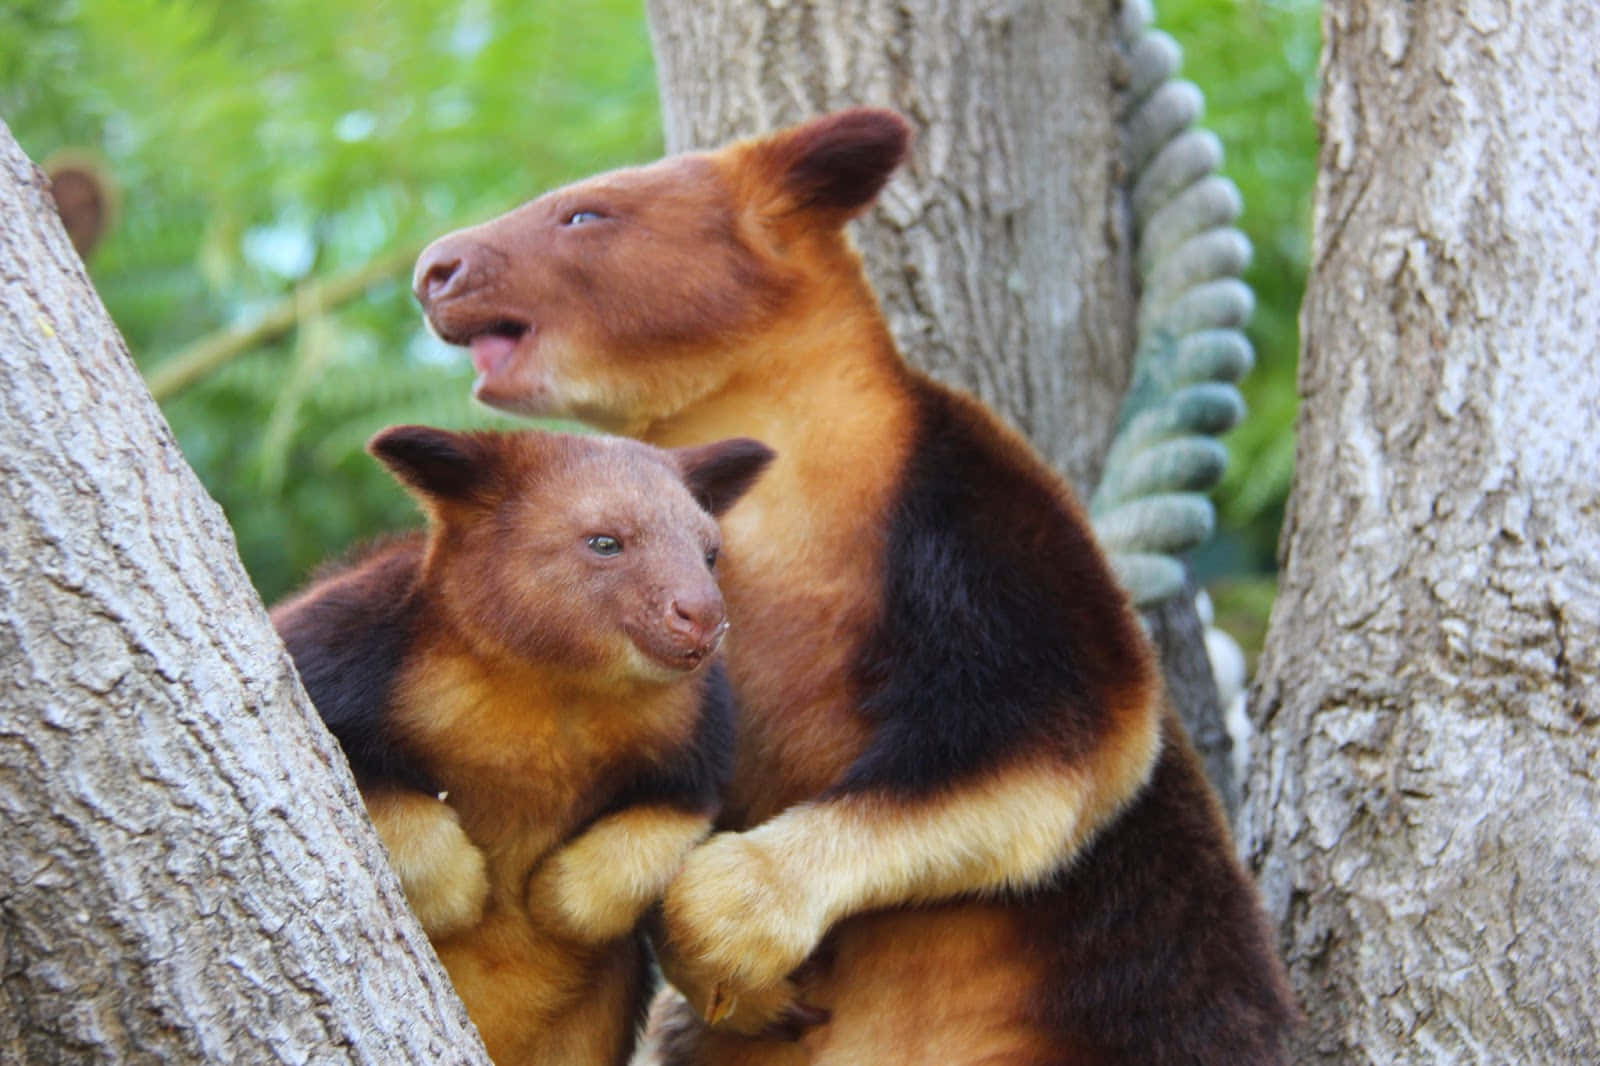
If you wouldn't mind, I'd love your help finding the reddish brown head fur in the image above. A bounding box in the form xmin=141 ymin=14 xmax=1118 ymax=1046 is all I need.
xmin=411 ymin=109 xmax=912 ymax=433
xmin=369 ymin=425 xmax=772 ymax=679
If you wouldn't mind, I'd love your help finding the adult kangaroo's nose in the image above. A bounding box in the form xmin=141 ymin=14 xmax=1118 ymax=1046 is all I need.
xmin=413 ymin=234 xmax=472 ymax=306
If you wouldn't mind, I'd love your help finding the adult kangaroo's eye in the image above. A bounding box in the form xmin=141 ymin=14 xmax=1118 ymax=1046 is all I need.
xmin=565 ymin=210 xmax=606 ymax=226
xmin=587 ymin=534 xmax=623 ymax=557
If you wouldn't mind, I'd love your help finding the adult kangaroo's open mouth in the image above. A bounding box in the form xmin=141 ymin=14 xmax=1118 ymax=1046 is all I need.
xmin=462 ymin=321 xmax=532 ymax=376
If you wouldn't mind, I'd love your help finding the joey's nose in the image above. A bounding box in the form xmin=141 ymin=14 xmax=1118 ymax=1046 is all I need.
xmin=413 ymin=237 xmax=470 ymax=305
xmin=667 ymin=594 xmax=727 ymax=655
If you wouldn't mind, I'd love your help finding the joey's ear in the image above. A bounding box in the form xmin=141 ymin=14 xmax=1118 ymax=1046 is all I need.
xmin=368 ymin=425 xmax=495 ymax=503
xmin=674 ymin=438 xmax=777 ymax=517
xmin=747 ymin=108 xmax=911 ymax=222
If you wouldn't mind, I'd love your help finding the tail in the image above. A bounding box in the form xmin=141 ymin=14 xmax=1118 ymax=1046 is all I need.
xmin=1091 ymin=0 xmax=1256 ymax=609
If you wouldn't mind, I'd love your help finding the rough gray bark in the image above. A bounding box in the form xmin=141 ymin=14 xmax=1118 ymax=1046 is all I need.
xmin=1146 ymin=570 xmax=1238 ymax=819
xmin=646 ymin=0 xmax=1230 ymax=795
xmin=646 ymin=0 xmax=1135 ymax=495
xmin=1241 ymin=2 xmax=1600 ymax=1061
xmin=0 ymin=121 xmax=491 ymax=1065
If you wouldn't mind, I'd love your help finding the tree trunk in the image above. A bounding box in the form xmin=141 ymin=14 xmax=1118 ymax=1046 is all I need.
xmin=1241 ymin=2 xmax=1600 ymax=1061
xmin=646 ymin=0 xmax=1135 ymax=495
xmin=0 ymin=121 xmax=490 ymax=1065
xmin=645 ymin=0 xmax=1233 ymax=798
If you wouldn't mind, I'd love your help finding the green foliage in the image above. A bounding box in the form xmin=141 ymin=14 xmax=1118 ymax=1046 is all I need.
xmin=1159 ymin=0 xmax=1319 ymax=576
xmin=3 ymin=0 xmax=660 ymax=602
xmin=4 ymin=0 xmax=1315 ymax=606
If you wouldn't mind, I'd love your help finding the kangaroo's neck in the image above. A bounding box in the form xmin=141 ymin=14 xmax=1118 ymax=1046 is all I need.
xmin=643 ymin=270 xmax=919 ymax=487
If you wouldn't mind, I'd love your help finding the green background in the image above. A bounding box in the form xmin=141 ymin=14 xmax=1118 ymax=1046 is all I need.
xmin=2 ymin=0 xmax=1318 ymax=654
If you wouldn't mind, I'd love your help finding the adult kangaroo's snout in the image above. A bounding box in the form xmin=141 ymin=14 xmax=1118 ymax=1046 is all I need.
xmin=414 ymin=234 xmax=475 ymax=306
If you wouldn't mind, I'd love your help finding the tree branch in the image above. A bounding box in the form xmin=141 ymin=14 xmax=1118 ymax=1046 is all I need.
xmin=146 ymin=244 xmax=420 ymax=400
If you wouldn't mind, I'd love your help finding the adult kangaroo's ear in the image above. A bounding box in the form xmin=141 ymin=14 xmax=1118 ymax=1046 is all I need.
xmin=674 ymin=438 xmax=777 ymax=517
xmin=746 ymin=108 xmax=912 ymax=222
xmin=369 ymin=425 xmax=496 ymax=504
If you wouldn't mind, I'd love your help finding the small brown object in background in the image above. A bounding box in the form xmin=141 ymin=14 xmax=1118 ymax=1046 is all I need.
xmin=44 ymin=152 xmax=116 ymax=260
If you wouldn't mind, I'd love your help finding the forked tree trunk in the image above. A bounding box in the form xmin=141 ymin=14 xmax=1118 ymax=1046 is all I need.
xmin=0 ymin=122 xmax=491 ymax=1065
xmin=1241 ymin=2 xmax=1600 ymax=1060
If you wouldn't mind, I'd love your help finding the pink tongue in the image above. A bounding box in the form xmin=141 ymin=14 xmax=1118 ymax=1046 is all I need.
xmin=470 ymin=333 xmax=519 ymax=375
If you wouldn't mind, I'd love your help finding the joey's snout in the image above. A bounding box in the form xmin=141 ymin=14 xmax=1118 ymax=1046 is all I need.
xmin=631 ymin=585 xmax=728 ymax=673
xmin=667 ymin=591 xmax=729 ymax=664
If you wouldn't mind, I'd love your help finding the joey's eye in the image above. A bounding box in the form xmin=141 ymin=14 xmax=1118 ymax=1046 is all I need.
xmin=705 ymin=547 xmax=720 ymax=570
xmin=564 ymin=210 xmax=605 ymax=226
xmin=587 ymin=534 xmax=623 ymax=557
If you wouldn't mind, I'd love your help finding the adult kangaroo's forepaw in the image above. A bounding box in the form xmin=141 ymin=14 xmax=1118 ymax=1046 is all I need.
xmin=658 ymin=830 xmax=829 ymax=1034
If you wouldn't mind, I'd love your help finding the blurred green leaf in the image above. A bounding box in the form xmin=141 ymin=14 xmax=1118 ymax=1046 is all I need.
xmin=4 ymin=0 xmax=660 ymax=601
xmin=3 ymin=0 xmax=1316 ymax=612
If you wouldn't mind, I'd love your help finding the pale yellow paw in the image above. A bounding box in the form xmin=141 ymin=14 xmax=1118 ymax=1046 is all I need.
xmin=658 ymin=831 xmax=827 ymax=1031
xmin=531 ymin=806 xmax=711 ymax=942
xmin=365 ymin=789 xmax=489 ymax=938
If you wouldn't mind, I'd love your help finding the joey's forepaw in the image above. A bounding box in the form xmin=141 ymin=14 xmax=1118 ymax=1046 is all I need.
xmin=529 ymin=840 xmax=652 ymax=942
xmin=364 ymin=790 xmax=489 ymax=938
xmin=658 ymin=831 xmax=828 ymax=1033
xmin=530 ymin=806 xmax=711 ymax=942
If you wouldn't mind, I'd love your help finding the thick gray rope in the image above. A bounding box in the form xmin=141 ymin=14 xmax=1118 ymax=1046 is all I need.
xmin=1091 ymin=0 xmax=1255 ymax=608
